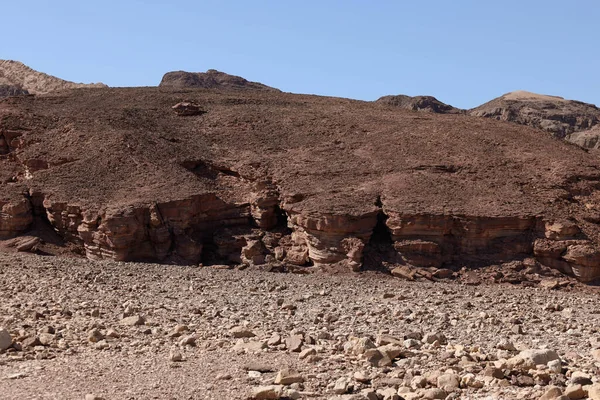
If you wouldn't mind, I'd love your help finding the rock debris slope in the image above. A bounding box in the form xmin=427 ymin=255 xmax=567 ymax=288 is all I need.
xmin=0 ymin=60 xmax=106 ymax=95
xmin=2 ymin=86 xmax=600 ymax=281
xmin=469 ymin=90 xmax=600 ymax=139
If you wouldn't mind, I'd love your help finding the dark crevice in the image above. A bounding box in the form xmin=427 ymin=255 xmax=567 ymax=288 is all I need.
xmin=363 ymin=207 xmax=396 ymax=272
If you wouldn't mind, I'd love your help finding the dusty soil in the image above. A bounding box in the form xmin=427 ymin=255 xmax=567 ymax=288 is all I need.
xmin=0 ymin=252 xmax=599 ymax=400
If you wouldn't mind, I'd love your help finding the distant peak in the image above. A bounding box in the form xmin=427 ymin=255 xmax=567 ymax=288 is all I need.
xmin=159 ymin=69 xmax=279 ymax=91
xmin=501 ymin=90 xmax=566 ymax=102
xmin=0 ymin=59 xmax=107 ymax=95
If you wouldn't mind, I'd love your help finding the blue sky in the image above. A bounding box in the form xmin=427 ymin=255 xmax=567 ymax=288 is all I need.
xmin=3 ymin=1 xmax=599 ymax=108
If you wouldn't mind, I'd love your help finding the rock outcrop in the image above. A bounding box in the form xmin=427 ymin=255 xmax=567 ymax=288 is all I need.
xmin=567 ymin=125 xmax=600 ymax=150
xmin=0 ymin=60 xmax=106 ymax=95
xmin=0 ymin=84 xmax=29 ymax=98
xmin=376 ymin=95 xmax=463 ymax=114
xmin=2 ymin=85 xmax=600 ymax=281
xmin=159 ymin=69 xmax=278 ymax=91
xmin=469 ymin=90 xmax=600 ymax=138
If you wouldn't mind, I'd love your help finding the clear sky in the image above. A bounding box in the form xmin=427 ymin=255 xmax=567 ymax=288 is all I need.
xmin=3 ymin=1 xmax=599 ymax=109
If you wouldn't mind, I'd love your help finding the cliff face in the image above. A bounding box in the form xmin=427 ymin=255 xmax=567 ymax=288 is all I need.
xmin=469 ymin=91 xmax=600 ymax=139
xmin=2 ymin=86 xmax=600 ymax=281
xmin=0 ymin=60 xmax=107 ymax=95
xmin=159 ymin=69 xmax=279 ymax=91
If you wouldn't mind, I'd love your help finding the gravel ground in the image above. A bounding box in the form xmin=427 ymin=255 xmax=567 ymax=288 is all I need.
xmin=0 ymin=253 xmax=599 ymax=400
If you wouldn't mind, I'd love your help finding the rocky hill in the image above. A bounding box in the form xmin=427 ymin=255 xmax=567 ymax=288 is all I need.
xmin=2 ymin=86 xmax=600 ymax=282
xmin=159 ymin=69 xmax=279 ymax=91
xmin=469 ymin=90 xmax=600 ymax=138
xmin=375 ymin=94 xmax=463 ymax=114
xmin=0 ymin=60 xmax=106 ymax=95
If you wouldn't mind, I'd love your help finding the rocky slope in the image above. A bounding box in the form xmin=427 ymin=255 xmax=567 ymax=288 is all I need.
xmin=159 ymin=69 xmax=279 ymax=91
xmin=469 ymin=91 xmax=600 ymax=138
xmin=0 ymin=60 xmax=106 ymax=95
xmin=2 ymin=86 xmax=600 ymax=282
xmin=375 ymin=95 xmax=463 ymax=114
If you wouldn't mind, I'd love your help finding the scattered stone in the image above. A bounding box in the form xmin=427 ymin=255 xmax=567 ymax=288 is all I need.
xmin=564 ymin=384 xmax=585 ymax=399
xmin=229 ymin=326 xmax=256 ymax=338
xmin=120 ymin=315 xmax=145 ymax=326
xmin=169 ymin=350 xmax=183 ymax=362
xmin=539 ymin=386 xmax=563 ymax=400
xmin=0 ymin=329 xmax=12 ymax=351
xmin=299 ymin=347 xmax=316 ymax=360
xmin=250 ymin=385 xmax=283 ymax=399
xmin=274 ymin=368 xmax=304 ymax=385
xmin=285 ymin=334 xmax=303 ymax=352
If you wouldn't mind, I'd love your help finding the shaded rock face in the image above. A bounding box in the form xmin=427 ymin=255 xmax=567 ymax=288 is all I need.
xmin=567 ymin=125 xmax=600 ymax=150
xmin=469 ymin=91 xmax=600 ymax=139
xmin=159 ymin=69 xmax=278 ymax=91
xmin=3 ymin=87 xmax=600 ymax=282
xmin=0 ymin=84 xmax=29 ymax=98
xmin=0 ymin=60 xmax=106 ymax=95
xmin=376 ymin=95 xmax=463 ymax=114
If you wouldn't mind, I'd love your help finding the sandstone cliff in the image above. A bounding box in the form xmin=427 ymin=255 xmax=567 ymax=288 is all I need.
xmin=159 ymin=69 xmax=279 ymax=91
xmin=2 ymin=86 xmax=600 ymax=281
xmin=469 ymin=90 xmax=600 ymax=138
xmin=375 ymin=95 xmax=463 ymax=114
xmin=0 ymin=60 xmax=107 ymax=95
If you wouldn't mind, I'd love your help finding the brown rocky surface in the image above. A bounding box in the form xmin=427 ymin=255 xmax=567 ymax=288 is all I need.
xmin=469 ymin=90 xmax=600 ymax=139
xmin=375 ymin=95 xmax=463 ymax=114
xmin=2 ymin=86 xmax=600 ymax=282
xmin=0 ymin=60 xmax=106 ymax=95
xmin=0 ymin=253 xmax=599 ymax=399
xmin=568 ymin=125 xmax=600 ymax=150
xmin=159 ymin=69 xmax=279 ymax=91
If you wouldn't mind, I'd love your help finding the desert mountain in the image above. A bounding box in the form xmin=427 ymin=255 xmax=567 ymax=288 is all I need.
xmin=0 ymin=60 xmax=107 ymax=96
xmin=159 ymin=69 xmax=279 ymax=91
xmin=375 ymin=94 xmax=463 ymax=114
xmin=2 ymin=86 xmax=600 ymax=282
xmin=469 ymin=90 xmax=600 ymax=138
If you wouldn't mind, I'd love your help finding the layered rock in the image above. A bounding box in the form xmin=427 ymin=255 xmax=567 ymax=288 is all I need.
xmin=2 ymin=85 xmax=600 ymax=281
xmin=0 ymin=197 xmax=33 ymax=239
xmin=469 ymin=91 xmax=600 ymax=138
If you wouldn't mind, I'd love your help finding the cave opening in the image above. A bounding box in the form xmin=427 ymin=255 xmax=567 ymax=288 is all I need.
xmin=362 ymin=199 xmax=396 ymax=271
